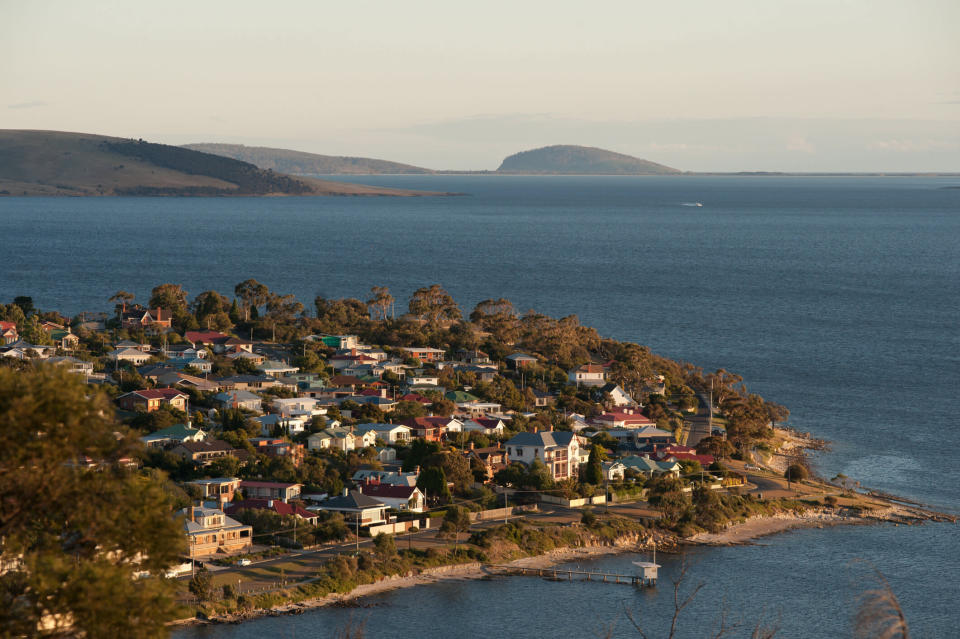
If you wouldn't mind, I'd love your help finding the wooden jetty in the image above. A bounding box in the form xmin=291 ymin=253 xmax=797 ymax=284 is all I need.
xmin=487 ymin=564 xmax=658 ymax=587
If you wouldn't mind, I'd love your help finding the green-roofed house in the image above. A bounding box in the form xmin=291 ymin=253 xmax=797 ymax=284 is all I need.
xmin=48 ymin=329 xmax=80 ymax=351
xmin=619 ymin=455 xmax=681 ymax=478
xmin=445 ymin=390 xmax=480 ymax=403
xmin=140 ymin=423 xmax=206 ymax=448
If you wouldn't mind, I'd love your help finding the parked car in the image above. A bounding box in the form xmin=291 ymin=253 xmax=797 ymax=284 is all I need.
xmin=237 ymin=558 xmax=252 ymax=566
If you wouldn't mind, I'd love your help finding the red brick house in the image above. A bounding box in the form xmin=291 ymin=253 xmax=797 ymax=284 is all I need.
xmin=121 ymin=308 xmax=172 ymax=332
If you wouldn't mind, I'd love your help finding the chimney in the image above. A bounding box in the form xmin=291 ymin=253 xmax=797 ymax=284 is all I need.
xmin=469 ymin=441 xmax=475 ymax=450
xmin=343 ymin=487 xmax=349 ymax=497
xmin=357 ymin=484 xmax=363 ymax=494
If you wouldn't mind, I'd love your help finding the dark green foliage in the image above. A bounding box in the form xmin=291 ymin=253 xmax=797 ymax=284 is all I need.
xmin=0 ymin=366 xmax=186 ymax=636
xmin=786 ymin=463 xmax=808 ymax=483
xmin=583 ymin=445 xmax=605 ymax=486
xmin=189 ymin=566 xmax=214 ymax=602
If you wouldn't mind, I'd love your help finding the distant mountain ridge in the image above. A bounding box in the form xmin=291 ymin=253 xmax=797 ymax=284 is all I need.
xmin=497 ymin=145 xmax=680 ymax=175
xmin=0 ymin=130 xmax=434 ymax=197
xmin=183 ymin=143 xmax=434 ymax=175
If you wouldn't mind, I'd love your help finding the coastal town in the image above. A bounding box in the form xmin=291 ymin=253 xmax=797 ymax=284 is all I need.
xmin=0 ymin=284 xmax=945 ymax=627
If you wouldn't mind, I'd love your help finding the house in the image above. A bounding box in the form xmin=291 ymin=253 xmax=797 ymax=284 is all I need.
xmin=568 ymin=364 xmax=607 ymax=387
xmin=306 ymin=334 xmax=359 ymax=349
xmin=109 ymin=347 xmax=152 ymax=365
xmin=330 ymin=351 xmax=380 ymax=371
xmin=270 ymin=397 xmax=327 ymax=418
xmin=184 ymin=330 xmax=231 ymax=349
xmin=455 ymin=349 xmax=490 ymax=365
xmin=352 ymin=470 xmax=418 ymax=487
xmin=358 ymin=482 xmax=426 ymax=512
xmin=399 ymin=392 xmax=434 ymax=407
xmin=46 ymin=355 xmax=94 ymax=376
xmin=531 ymin=388 xmax=557 ymax=408
xmin=307 ymin=431 xmax=336 ymax=451
xmin=375 ymin=446 xmax=397 ymax=463
xmin=188 ymin=477 xmax=241 ymax=504
xmin=255 ymin=413 xmax=307 ymax=436
xmin=505 ymin=353 xmax=537 ymax=369
xmin=0 ymin=321 xmax=18 ymax=344
xmin=317 ymin=490 xmax=388 ymax=526
xmin=121 ymin=308 xmax=173 ymax=333
xmin=596 ymin=383 xmax=637 ymax=407
xmin=172 ymin=439 xmax=236 ymax=464
xmin=465 ymin=442 xmax=509 ymax=481
xmin=619 ymin=455 xmax=682 ymax=478
xmin=118 ymin=388 xmax=188 ymax=413
xmin=215 ymin=374 xmax=278 ymax=391
xmin=593 ymin=409 xmax=657 ymax=429
xmin=48 ymin=329 xmax=80 ymax=351
xmin=257 ymin=360 xmax=300 ymax=377
xmin=405 ymin=372 xmax=441 ymax=387
xmin=355 ymin=423 xmax=411 ymax=444
xmin=654 ymin=445 xmax=714 ymax=467
xmin=601 ymin=461 xmax=627 ymax=481
xmin=154 ymin=370 xmax=220 ymax=392
xmin=504 ymin=430 xmax=582 ymax=481
xmin=633 ymin=426 xmax=677 ymax=447
xmin=213 ymin=390 xmax=263 ymax=413
xmin=398 ymin=416 xmax=455 ymax=442
xmin=167 ymin=356 xmax=213 ymax=373
xmin=227 ymin=350 xmax=266 ymax=365
xmin=180 ymin=503 xmax=252 ymax=558
xmin=401 ymin=346 xmax=446 ymax=362
xmin=248 ymin=437 xmax=305 ymax=466
xmin=225 ymin=498 xmax=319 ymax=523
xmin=457 ymin=401 xmax=502 ymax=418
xmin=239 ymin=480 xmax=302 ymax=502
xmin=162 ymin=344 xmax=207 ymax=360
xmin=116 ymin=339 xmax=151 ymax=352
xmin=140 ymin=423 xmax=206 ymax=448
xmin=445 ymin=390 xmax=479 ymax=404
xmin=462 ymin=416 xmax=506 ymax=435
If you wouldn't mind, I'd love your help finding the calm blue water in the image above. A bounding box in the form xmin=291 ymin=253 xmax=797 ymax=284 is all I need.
xmin=2 ymin=176 xmax=958 ymax=637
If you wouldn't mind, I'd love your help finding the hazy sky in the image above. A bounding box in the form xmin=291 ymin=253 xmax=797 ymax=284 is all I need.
xmin=3 ymin=0 xmax=959 ymax=171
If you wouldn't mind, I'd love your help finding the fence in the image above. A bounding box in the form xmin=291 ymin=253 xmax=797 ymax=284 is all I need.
xmin=539 ymin=493 xmax=607 ymax=508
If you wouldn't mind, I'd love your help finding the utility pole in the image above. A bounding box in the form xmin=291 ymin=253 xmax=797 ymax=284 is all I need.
xmin=504 ymin=490 xmax=509 ymax=525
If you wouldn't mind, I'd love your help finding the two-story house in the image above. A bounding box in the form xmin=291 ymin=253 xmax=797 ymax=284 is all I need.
xmin=180 ymin=504 xmax=252 ymax=558
xmin=504 ymin=430 xmax=583 ymax=481
xmin=118 ymin=388 xmax=188 ymax=413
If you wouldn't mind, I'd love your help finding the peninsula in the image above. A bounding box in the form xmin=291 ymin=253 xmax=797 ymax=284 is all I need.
xmin=0 ymin=130 xmax=442 ymax=197
xmin=0 ymin=283 xmax=950 ymax=636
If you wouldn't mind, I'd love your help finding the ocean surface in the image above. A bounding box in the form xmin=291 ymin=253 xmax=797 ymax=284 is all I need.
xmin=2 ymin=176 xmax=958 ymax=637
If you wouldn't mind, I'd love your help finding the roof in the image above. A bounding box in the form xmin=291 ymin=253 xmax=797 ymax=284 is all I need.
xmin=356 ymin=422 xmax=411 ymax=433
xmin=359 ymin=483 xmax=419 ymax=499
xmin=445 ymin=390 xmax=479 ymax=403
xmin=240 ymin=480 xmax=301 ymax=489
xmin=506 ymin=352 xmax=537 ymax=361
xmin=120 ymin=388 xmax=187 ymax=401
xmin=572 ymin=364 xmax=605 ymax=374
xmin=322 ymin=490 xmax=387 ymax=510
xmin=185 ymin=330 xmax=231 ymax=344
xmin=146 ymin=423 xmax=203 ymax=439
xmin=176 ymin=439 xmax=233 ymax=453
xmin=226 ymin=499 xmax=317 ymax=519
xmin=214 ymin=390 xmax=261 ymax=402
xmin=505 ymin=430 xmax=578 ymax=449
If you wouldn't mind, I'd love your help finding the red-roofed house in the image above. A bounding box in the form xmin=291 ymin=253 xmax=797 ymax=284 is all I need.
xmin=118 ymin=388 xmax=188 ymax=412
xmin=184 ymin=330 xmax=231 ymax=348
xmin=399 ymin=393 xmax=433 ymax=406
xmin=655 ymin=445 xmax=715 ymax=467
xmin=225 ymin=498 xmax=319 ymax=523
xmin=398 ymin=416 xmax=457 ymax=442
xmin=0 ymin=321 xmax=19 ymax=345
xmin=593 ymin=410 xmax=656 ymax=429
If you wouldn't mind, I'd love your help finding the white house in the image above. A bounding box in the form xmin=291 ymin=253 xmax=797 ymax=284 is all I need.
xmin=568 ymin=364 xmax=606 ymax=387
xmin=504 ymin=430 xmax=582 ymax=481
xmin=596 ymin=383 xmax=636 ymax=407
xmin=359 ymin=483 xmax=427 ymax=513
xmin=256 ymin=413 xmax=307 ymax=436
xmin=602 ymin=461 xmax=627 ymax=481
xmin=462 ymin=417 xmax=506 ymax=435
xmin=355 ymin=423 xmax=411 ymax=444
xmin=109 ymin=348 xmax=153 ymax=365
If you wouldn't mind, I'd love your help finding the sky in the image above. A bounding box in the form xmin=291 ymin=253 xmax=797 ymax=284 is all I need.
xmin=3 ymin=0 xmax=959 ymax=171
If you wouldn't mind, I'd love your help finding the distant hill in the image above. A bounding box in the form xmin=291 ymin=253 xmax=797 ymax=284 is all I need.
xmin=497 ymin=145 xmax=680 ymax=175
xmin=0 ymin=130 xmax=434 ymax=197
xmin=184 ymin=143 xmax=434 ymax=175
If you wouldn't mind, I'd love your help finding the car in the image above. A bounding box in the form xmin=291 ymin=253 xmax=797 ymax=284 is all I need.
xmin=237 ymin=558 xmax=252 ymax=566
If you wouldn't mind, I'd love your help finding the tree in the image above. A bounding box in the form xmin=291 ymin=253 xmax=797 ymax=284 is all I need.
xmin=109 ymin=290 xmax=135 ymax=319
xmin=373 ymin=533 xmax=397 ymax=560
xmin=408 ymin=284 xmax=461 ymax=325
xmin=189 ymin=565 xmax=214 ymax=602
xmin=367 ymin=286 xmax=395 ymax=322
xmin=148 ymin=283 xmax=188 ymax=313
xmin=416 ymin=466 xmax=450 ymax=503
xmin=13 ymin=295 xmax=35 ymax=316
xmin=234 ymin=279 xmax=270 ymax=321
xmin=583 ymin=444 xmax=605 ymax=486
xmin=785 ymin=463 xmax=808 ymax=489
xmin=441 ymin=505 xmax=472 ymax=554
xmin=0 ymin=366 xmax=186 ymax=636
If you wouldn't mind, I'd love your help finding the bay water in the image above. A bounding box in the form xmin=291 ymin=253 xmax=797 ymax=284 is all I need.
xmin=2 ymin=175 xmax=957 ymax=637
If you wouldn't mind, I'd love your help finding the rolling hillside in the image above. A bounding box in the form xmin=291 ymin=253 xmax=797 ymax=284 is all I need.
xmin=183 ymin=143 xmax=434 ymax=175
xmin=0 ymin=131 xmax=434 ymax=196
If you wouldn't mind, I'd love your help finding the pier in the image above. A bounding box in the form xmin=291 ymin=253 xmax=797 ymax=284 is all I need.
xmin=487 ymin=565 xmax=658 ymax=587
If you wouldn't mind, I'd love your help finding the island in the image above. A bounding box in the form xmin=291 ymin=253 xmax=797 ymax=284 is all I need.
xmin=0 ymin=284 xmax=950 ymax=636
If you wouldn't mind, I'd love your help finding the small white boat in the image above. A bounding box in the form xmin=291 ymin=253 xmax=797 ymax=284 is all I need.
xmin=681 ymin=202 xmax=703 ymax=207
